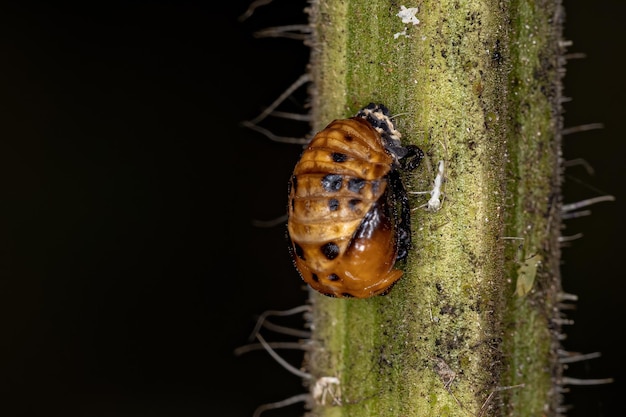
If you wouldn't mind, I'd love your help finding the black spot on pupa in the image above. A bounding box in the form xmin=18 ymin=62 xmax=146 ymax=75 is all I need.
xmin=347 ymin=178 xmax=366 ymax=193
xmin=366 ymin=114 xmax=379 ymax=128
xmin=331 ymin=152 xmax=348 ymax=162
xmin=349 ymin=199 xmax=362 ymax=210
xmin=322 ymin=174 xmax=342 ymax=192
xmin=328 ymin=273 xmax=340 ymax=281
xmin=343 ymin=133 xmax=354 ymax=141
xmin=321 ymin=242 xmax=340 ymax=260
xmin=294 ymin=243 xmax=305 ymax=260
xmin=311 ymin=273 xmax=319 ymax=282
xmin=328 ymin=198 xmax=339 ymax=211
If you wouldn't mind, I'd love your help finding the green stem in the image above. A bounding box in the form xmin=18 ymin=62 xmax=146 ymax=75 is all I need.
xmin=304 ymin=1 xmax=565 ymax=416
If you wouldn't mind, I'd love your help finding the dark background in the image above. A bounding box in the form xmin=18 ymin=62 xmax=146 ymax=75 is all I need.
xmin=0 ymin=1 xmax=622 ymax=416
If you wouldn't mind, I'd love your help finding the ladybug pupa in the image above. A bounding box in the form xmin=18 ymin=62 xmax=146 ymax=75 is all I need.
xmin=287 ymin=103 xmax=423 ymax=298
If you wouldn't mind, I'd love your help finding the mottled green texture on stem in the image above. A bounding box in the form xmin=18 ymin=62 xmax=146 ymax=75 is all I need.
xmin=500 ymin=1 xmax=565 ymax=416
xmin=305 ymin=1 xmax=564 ymax=416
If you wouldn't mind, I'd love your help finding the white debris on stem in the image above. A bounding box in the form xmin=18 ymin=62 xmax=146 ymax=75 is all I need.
xmin=394 ymin=6 xmax=420 ymax=39
xmin=397 ymin=6 xmax=419 ymax=25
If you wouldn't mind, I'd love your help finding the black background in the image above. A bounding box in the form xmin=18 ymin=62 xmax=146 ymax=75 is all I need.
xmin=0 ymin=1 xmax=622 ymax=416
